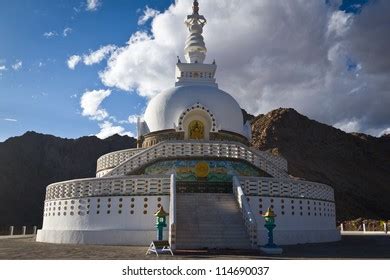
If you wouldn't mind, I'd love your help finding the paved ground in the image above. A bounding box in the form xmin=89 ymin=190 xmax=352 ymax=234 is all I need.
xmin=0 ymin=234 xmax=389 ymax=260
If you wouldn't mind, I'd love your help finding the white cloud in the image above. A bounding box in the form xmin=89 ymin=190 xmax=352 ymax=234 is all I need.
xmin=80 ymin=89 xmax=111 ymax=120
xmin=0 ymin=65 xmax=6 ymax=75
xmin=86 ymin=0 xmax=101 ymax=11
xmin=128 ymin=114 xmax=142 ymax=124
xmin=79 ymin=89 xmax=135 ymax=138
xmin=99 ymin=31 xmax=172 ymax=98
xmin=379 ymin=127 xmax=390 ymax=137
xmin=84 ymin=0 xmax=389 ymax=136
xmin=96 ymin=121 xmax=134 ymax=139
xmin=12 ymin=61 xmax=22 ymax=71
xmin=138 ymin=6 xmax=160 ymax=25
xmin=334 ymin=119 xmax=361 ymax=133
xmin=67 ymin=55 xmax=81 ymax=70
xmin=67 ymin=45 xmax=117 ymax=70
xmin=63 ymin=27 xmax=72 ymax=37
xmin=327 ymin=10 xmax=352 ymax=38
xmin=83 ymin=45 xmax=117 ymax=65
xmin=2 ymin=118 xmax=17 ymax=122
xmin=43 ymin=31 xmax=58 ymax=38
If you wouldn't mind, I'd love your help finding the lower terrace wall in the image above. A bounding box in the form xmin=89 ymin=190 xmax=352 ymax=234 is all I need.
xmin=37 ymin=195 xmax=169 ymax=245
xmin=37 ymin=175 xmax=340 ymax=245
xmin=247 ymin=196 xmax=339 ymax=245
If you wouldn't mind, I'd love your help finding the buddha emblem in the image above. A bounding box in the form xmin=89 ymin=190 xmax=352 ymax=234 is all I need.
xmin=189 ymin=120 xmax=204 ymax=140
xmin=195 ymin=161 xmax=209 ymax=178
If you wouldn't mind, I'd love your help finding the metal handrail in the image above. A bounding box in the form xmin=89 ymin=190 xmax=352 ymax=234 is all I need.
xmin=169 ymin=174 xmax=176 ymax=249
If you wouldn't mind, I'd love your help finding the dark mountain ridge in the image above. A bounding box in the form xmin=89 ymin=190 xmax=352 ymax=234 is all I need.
xmin=0 ymin=132 xmax=137 ymax=226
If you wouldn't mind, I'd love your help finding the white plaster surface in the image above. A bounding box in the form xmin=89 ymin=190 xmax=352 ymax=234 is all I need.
xmin=38 ymin=195 xmax=169 ymax=244
xmin=144 ymin=85 xmax=244 ymax=136
xmin=248 ymin=196 xmax=340 ymax=245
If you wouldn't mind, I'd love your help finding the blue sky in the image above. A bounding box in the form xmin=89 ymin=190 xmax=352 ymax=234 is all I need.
xmin=1 ymin=0 xmax=387 ymax=142
xmin=0 ymin=0 xmax=173 ymax=141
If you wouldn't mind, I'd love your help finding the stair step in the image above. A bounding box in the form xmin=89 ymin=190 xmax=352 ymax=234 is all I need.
xmin=175 ymin=193 xmax=252 ymax=249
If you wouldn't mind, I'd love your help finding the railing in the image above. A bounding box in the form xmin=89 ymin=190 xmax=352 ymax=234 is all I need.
xmin=169 ymin=174 xmax=176 ymax=250
xmin=340 ymin=222 xmax=389 ymax=234
xmin=0 ymin=226 xmax=37 ymax=236
xmin=96 ymin=148 xmax=146 ymax=174
xmin=45 ymin=175 xmax=171 ymax=200
xmin=233 ymin=176 xmax=258 ymax=249
xmin=238 ymin=176 xmax=335 ymax=202
xmin=249 ymin=147 xmax=288 ymax=171
xmin=105 ymin=140 xmax=289 ymax=179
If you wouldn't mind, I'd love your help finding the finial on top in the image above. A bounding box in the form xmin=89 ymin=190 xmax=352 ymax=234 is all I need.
xmin=263 ymin=207 xmax=277 ymax=218
xmin=154 ymin=206 xmax=169 ymax=217
xmin=193 ymin=0 xmax=199 ymax=14
xmin=184 ymin=0 xmax=207 ymax=63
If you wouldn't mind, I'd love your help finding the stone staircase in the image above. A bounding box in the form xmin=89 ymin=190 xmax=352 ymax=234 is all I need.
xmin=175 ymin=193 xmax=252 ymax=249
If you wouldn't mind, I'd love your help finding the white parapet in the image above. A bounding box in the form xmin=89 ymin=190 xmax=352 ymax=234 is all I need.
xmin=104 ymin=140 xmax=289 ymax=179
xmin=96 ymin=147 xmax=146 ymax=177
xmin=237 ymin=176 xmax=340 ymax=245
xmin=45 ymin=175 xmax=171 ymax=201
xmin=238 ymin=176 xmax=335 ymax=202
xmin=37 ymin=175 xmax=174 ymax=245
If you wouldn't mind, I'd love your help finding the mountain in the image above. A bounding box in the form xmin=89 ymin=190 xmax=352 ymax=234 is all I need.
xmin=241 ymin=109 xmax=255 ymax=123
xmin=0 ymin=132 xmax=137 ymax=226
xmin=251 ymin=108 xmax=390 ymax=221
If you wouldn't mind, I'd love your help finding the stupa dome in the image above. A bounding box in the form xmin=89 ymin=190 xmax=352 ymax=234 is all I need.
xmin=144 ymin=84 xmax=244 ymax=136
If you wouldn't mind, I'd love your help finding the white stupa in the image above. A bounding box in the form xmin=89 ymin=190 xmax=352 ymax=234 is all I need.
xmin=37 ymin=1 xmax=340 ymax=249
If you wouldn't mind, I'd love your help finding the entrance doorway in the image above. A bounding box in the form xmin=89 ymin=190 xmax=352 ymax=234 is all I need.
xmin=176 ymin=181 xmax=233 ymax=193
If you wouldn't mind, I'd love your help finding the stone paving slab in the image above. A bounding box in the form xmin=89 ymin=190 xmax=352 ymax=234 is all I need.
xmin=0 ymin=235 xmax=389 ymax=260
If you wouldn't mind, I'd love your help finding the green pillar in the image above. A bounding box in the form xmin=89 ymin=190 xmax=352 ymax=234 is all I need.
xmin=260 ymin=207 xmax=282 ymax=254
xmin=154 ymin=206 xmax=169 ymax=241
xmin=263 ymin=207 xmax=277 ymax=247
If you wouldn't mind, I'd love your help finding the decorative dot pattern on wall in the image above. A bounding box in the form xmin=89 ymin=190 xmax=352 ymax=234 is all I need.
xmin=251 ymin=196 xmax=336 ymax=220
xmin=43 ymin=196 xmax=171 ymax=220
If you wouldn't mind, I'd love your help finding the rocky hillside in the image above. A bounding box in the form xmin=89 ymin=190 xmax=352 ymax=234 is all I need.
xmin=0 ymin=132 xmax=136 ymax=226
xmin=251 ymin=108 xmax=390 ymax=221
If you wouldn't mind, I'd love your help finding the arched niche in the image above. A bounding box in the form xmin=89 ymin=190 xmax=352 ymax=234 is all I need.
xmin=177 ymin=103 xmax=217 ymax=140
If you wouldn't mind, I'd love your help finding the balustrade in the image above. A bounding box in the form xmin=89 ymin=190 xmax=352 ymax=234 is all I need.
xmin=45 ymin=175 xmax=171 ymax=200
xmin=104 ymin=141 xmax=289 ymax=179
